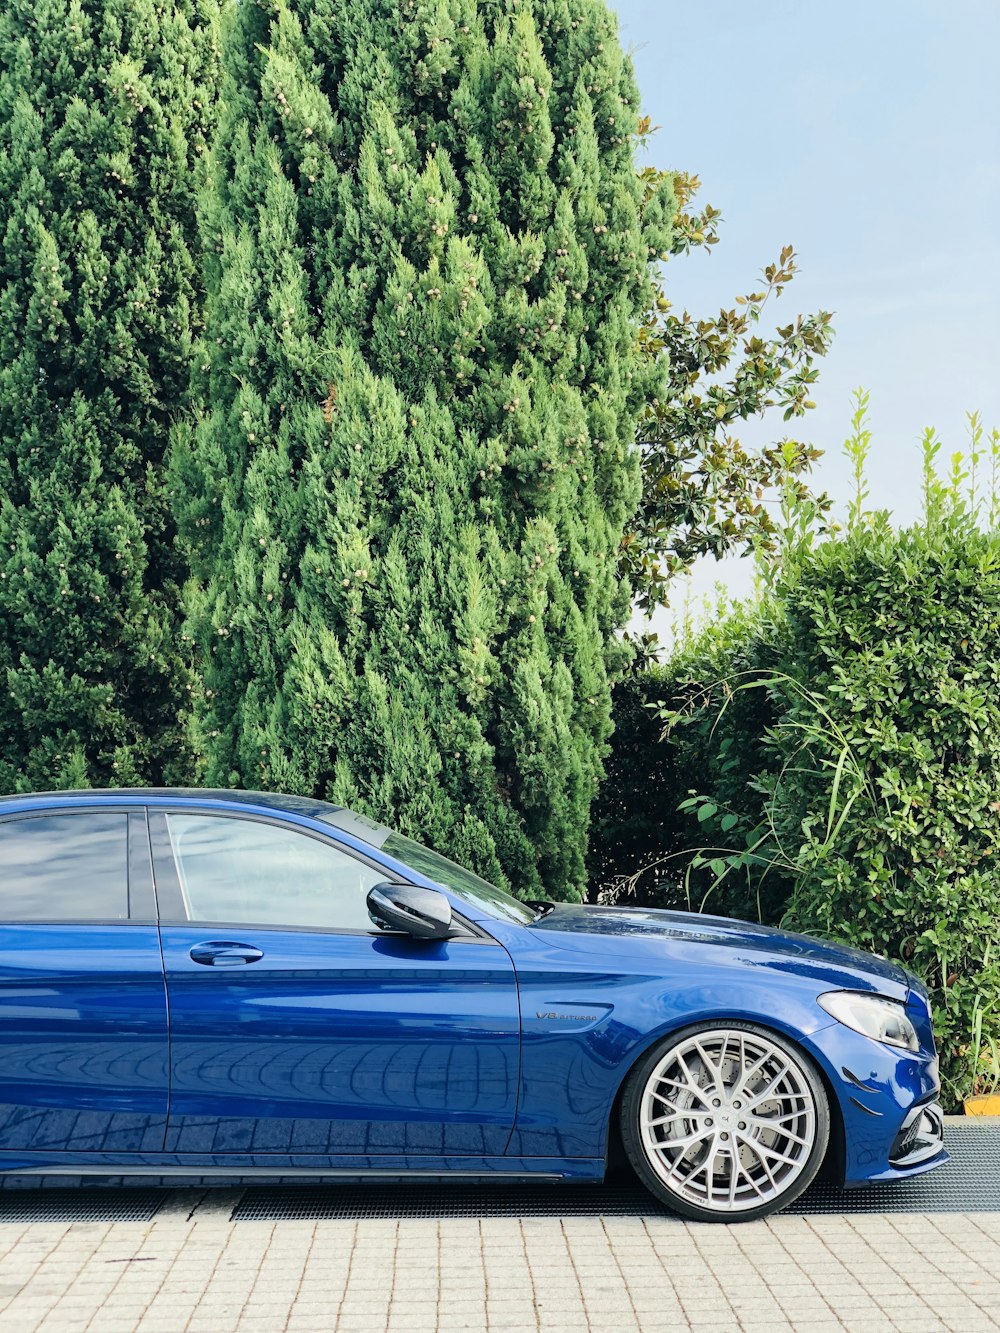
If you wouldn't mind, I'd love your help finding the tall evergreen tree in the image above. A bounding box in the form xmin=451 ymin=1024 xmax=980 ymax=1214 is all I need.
xmin=176 ymin=0 xmax=672 ymax=896
xmin=0 ymin=0 xmax=223 ymax=792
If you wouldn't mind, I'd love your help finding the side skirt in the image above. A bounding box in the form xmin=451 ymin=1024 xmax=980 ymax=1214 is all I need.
xmin=0 ymin=1153 xmax=605 ymax=1186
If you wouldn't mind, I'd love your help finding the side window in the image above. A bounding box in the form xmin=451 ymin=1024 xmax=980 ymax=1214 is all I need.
xmin=164 ymin=814 xmax=388 ymax=933
xmin=0 ymin=813 xmax=129 ymax=922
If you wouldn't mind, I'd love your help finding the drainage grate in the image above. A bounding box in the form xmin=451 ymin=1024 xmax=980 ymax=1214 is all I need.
xmin=0 ymin=1125 xmax=992 ymax=1223
xmin=788 ymin=1122 xmax=1000 ymax=1215
xmin=232 ymin=1123 xmax=1000 ymax=1221
xmin=0 ymin=1188 xmax=166 ymax=1224
xmin=234 ymin=1179 xmax=656 ymax=1221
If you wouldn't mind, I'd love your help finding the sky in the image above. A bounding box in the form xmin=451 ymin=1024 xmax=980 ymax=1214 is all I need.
xmin=611 ymin=0 xmax=1000 ymax=623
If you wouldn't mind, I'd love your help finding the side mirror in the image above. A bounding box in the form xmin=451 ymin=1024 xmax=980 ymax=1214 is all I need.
xmin=367 ymin=882 xmax=454 ymax=940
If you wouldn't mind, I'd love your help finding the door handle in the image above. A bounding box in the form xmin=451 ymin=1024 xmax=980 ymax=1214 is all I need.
xmin=189 ymin=941 xmax=264 ymax=967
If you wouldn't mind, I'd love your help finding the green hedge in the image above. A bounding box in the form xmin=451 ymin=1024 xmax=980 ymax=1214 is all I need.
xmin=590 ymin=599 xmax=778 ymax=916
xmin=587 ymin=666 xmax=684 ymax=903
xmin=596 ymin=515 xmax=1000 ymax=1104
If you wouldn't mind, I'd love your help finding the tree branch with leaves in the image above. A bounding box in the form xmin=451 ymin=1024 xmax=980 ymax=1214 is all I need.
xmin=623 ymin=151 xmax=836 ymax=646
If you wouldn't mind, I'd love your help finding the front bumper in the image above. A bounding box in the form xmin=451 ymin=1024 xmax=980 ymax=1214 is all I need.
xmin=849 ymin=1097 xmax=947 ymax=1184
xmin=890 ymin=1100 xmax=945 ymax=1169
xmin=807 ymin=1018 xmax=948 ymax=1187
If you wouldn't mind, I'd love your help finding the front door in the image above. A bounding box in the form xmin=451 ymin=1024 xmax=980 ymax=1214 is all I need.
xmin=0 ymin=808 xmax=168 ymax=1156
xmin=150 ymin=810 xmax=520 ymax=1157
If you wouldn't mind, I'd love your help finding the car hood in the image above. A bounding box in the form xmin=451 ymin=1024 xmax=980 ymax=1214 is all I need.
xmin=531 ymin=904 xmax=910 ymax=997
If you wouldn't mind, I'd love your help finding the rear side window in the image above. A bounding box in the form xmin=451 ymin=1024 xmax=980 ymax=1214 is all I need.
xmin=0 ymin=813 xmax=129 ymax=922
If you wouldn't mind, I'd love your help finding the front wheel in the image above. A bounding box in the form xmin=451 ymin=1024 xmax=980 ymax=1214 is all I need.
xmin=620 ymin=1020 xmax=830 ymax=1222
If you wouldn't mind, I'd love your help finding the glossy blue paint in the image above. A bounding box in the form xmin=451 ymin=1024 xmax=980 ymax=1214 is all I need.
xmin=478 ymin=909 xmax=941 ymax=1180
xmin=158 ymin=926 xmax=520 ymax=1155
xmin=527 ymin=903 xmax=910 ymax=995
xmin=0 ymin=788 xmax=339 ymax=821
xmin=0 ymin=926 xmax=168 ymax=1152
xmin=0 ymin=789 xmax=947 ymax=1195
xmin=803 ymin=1015 xmax=943 ymax=1185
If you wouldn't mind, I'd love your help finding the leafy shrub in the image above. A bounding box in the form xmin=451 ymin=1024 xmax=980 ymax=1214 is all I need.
xmin=587 ymin=665 xmax=688 ymax=903
xmin=590 ymin=595 xmax=781 ymax=917
xmin=740 ymin=516 xmax=1000 ymax=1103
xmin=600 ymin=424 xmax=1000 ymax=1103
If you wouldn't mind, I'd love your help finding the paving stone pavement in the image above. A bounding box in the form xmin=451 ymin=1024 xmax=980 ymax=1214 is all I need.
xmin=0 ymin=1194 xmax=997 ymax=1333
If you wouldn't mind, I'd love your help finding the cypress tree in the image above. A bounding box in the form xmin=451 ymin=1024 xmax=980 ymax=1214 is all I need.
xmin=0 ymin=0 xmax=223 ymax=792
xmin=177 ymin=0 xmax=672 ymax=896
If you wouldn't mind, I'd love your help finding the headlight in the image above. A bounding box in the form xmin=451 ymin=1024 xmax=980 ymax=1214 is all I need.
xmin=817 ymin=991 xmax=920 ymax=1052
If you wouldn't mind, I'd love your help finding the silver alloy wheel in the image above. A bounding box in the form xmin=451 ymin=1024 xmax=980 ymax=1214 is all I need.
xmin=638 ymin=1027 xmax=818 ymax=1215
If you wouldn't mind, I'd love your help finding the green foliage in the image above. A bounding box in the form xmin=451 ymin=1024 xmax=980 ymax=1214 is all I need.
xmin=599 ymin=406 xmax=1000 ymax=1102
xmin=622 ymin=169 xmax=837 ymax=631
xmin=755 ymin=518 xmax=1000 ymax=1105
xmin=174 ymin=0 xmax=672 ymax=898
xmin=590 ymin=593 xmax=781 ymax=916
xmin=844 ymin=388 xmax=872 ymax=531
xmin=0 ymin=0 xmax=223 ymax=791
xmin=587 ymin=664 xmax=685 ymax=902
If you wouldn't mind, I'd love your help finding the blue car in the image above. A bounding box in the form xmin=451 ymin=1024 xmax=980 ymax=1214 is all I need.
xmin=0 ymin=788 xmax=945 ymax=1221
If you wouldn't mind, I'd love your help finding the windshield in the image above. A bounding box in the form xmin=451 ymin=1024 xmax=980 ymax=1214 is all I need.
xmin=380 ymin=833 xmax=536 ymax=924
xmin=317 ymin=808 xmax=535 ymax=924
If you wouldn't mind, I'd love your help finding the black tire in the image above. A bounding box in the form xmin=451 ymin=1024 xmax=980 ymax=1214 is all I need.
xmin=620 ymin=1019 xmax=830 ymax=1223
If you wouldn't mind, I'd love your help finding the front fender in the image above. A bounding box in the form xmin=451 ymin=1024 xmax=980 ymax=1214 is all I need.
xmin=502 ymin=936 xmax=840 ymax=1159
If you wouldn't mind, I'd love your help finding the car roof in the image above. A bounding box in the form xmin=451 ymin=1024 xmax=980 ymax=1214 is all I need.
xmin=0 ymin=787 xmax=342 ymax=820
